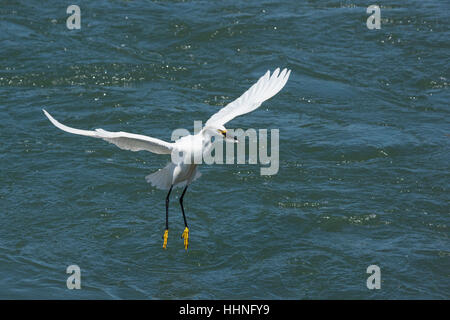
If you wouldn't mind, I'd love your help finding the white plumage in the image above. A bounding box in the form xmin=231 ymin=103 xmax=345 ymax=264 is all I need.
xmin=205 ymin=68 xmax=291 ymax=127
xmin=43 ymin=68 xmax=290 ymax=190
xmin=43 ymin=68 xmax=291 ymax=249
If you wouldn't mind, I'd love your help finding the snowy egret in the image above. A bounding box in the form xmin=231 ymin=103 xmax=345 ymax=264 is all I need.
xmin=43 ymin=67 xmax=291 ymax=250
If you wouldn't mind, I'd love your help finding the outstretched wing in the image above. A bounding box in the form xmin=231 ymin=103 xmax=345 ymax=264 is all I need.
xmin=43 ymin=109 xmax=173 ymax=154
xmin=205 ymin=68 xmax=291 ymax=127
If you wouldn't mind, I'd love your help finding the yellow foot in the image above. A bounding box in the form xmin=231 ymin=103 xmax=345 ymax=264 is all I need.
xmin=181 ymin=227 xmax=189 ymax=250
xmin=162 ymin=229 xmax=169 ymax=249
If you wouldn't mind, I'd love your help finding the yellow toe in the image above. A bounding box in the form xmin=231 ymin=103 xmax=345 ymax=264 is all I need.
xmin=181 ymin=227 xmax=189 ymax=250
xmin=162 ymin=229 xmax=169 ymax=249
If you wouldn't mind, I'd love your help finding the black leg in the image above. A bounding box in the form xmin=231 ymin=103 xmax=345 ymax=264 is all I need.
xmin=180 ymin=185 xmax=189 ymax=228
xmin=162 ymin=185 xmax=173 ymax=249
xmin=180 ymin=185 xmax=190 ymax=250
xmin=165 ymin=185 xmax=173 ymax=230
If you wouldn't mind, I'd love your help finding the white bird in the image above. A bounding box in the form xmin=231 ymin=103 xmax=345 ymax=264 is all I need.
xmin=43 ymin=67 xmax=291 ymax=250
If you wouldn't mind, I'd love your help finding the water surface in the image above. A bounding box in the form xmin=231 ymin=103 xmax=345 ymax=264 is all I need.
xmin=0 ymin=0 xmax=449 ymax=299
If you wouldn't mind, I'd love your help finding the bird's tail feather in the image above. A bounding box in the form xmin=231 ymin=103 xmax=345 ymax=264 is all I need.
xmin=145 ymin=163 xmax=175 ymax=190
xmin=145 ymin=163 xmax=202 ymax=190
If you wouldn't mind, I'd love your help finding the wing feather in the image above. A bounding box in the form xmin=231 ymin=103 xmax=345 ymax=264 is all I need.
xmin=43 ymin=109 xmax=173 ymax=154
xmin=205 ymin=68 xmax=291 ymax=127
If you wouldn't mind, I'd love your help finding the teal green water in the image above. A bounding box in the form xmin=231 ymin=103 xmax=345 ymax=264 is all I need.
xmin=0 ymin=0 xmax=449 ymax=299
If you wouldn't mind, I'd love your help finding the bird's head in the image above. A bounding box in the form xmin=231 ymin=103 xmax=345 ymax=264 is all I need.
xmin=201 ymin=125 xmax=238 ymax=143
